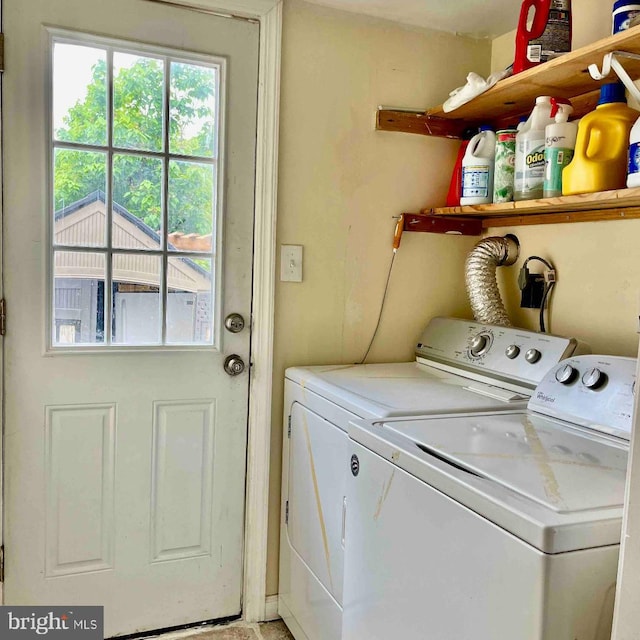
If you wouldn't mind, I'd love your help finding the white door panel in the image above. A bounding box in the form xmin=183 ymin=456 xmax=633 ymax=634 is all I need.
xmin=3 ymin=0 xmax=258 ymax=635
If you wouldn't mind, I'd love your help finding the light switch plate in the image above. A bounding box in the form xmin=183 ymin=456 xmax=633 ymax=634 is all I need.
xmin=281 ymin=244 xmax=303 ymax=282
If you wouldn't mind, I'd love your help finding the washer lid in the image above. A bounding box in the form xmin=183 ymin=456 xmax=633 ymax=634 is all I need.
xmin=286 ymin=362 xmax=529 ymax=419
xmin=383 ymin=412 xmax=628 ymax=513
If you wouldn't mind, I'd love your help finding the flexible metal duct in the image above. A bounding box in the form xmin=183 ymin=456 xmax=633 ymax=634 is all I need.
xmin=465 ymin=234 xmax=519 ymax=326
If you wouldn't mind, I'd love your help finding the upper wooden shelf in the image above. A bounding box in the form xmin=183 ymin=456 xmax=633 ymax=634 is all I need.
xmin=377 ymin=24 xmax=640 ymax=138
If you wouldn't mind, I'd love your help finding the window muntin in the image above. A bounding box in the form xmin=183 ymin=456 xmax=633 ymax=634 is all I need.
xmin=50 ymin=34 xmax=223 ymax=348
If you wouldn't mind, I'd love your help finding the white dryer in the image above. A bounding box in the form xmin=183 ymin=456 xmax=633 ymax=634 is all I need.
xmin=278 ymin=316 xmax=587 ymax=640
xmin=344 ymin=355 xmax=636 ymax=640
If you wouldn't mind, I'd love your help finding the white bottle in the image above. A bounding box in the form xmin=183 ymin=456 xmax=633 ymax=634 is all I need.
xmin=627 ymin=114 xmax=640 ymax=188
xmin=460 ymin=126 xmax=496 ymax=205
xmin=543 ymin=98 xmax=578 ymax=198
xmin=514 ymin=96 xmax=555 ymax=201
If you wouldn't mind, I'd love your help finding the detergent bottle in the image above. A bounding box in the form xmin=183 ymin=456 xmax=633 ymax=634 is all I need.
xmin=529 ymin=0 xmax=572 ymax=63
xmin=514 ymin=0 xmax=551 ymax=74
xmin=543 ymin=98 xmax=578 ymax=197
xmin=514 ymin=0 xmax=571 ymax=74
xmin=627 ymin=113 xmax=640 ymax=187
xmin=514 ymin=96 xmax=555 ymax=201
xmin=460 ymin=126 xmax=496 ymax=206
xmin=563 ymin=83 xmax=639 ymax=195
xmin=445 ymin=129 xmax=477 ymax=207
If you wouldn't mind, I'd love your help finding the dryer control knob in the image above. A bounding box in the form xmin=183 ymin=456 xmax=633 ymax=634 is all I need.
xmin=525 ymin=348 xmax=541 ymax=364
xmin=505 ymin=345 xmax=520 ymax=359
xmin=555 ymin=364 xmax=577 ymax=384
xmin=470 ymin=334 xmax=491 ymax=357
xmin=582 ymin=368 xmax=607 ymax=389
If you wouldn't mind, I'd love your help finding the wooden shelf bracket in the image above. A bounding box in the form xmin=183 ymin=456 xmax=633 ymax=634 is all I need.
xmin=376 ymin=108 xmax=469 ymax=139
xmin=402 ymin=213 xmax=482 ymax=236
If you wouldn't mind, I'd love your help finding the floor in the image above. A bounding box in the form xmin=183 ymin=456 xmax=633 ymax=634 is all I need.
xmin=144 ymin=620 xmax=293 ymax=640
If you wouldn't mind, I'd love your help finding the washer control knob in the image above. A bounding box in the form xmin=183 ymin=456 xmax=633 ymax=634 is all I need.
xmin=505 ymin=345 xmax=520 ymax=359
xmin=525 ymin=348 xmax=541 ymax=364
xmin=582 ymin=368 xmax=607 ymax=389
xmin=555 ymin=364 xmax=577 ymax=385
xmin=470 ymin=334 xmax=490 ymax=357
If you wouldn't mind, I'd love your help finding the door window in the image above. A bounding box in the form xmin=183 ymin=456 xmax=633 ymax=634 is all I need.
xmin=51 ymin=34 xmax=223 ymax=348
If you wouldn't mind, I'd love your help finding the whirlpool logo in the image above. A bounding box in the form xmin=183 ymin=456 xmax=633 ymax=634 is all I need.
xmin=0 ymin=607 xmax=103 ymax=640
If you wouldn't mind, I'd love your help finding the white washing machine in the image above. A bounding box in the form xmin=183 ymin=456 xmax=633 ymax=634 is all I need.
xmin=344 ymin=354 xmax=636 ymax=640
xmin=278 ymin=316 xmax=588 ymax=640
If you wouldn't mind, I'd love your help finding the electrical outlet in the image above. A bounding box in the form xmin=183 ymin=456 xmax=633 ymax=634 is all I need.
xmin=520 ymin=273 xmax=545 ymax=309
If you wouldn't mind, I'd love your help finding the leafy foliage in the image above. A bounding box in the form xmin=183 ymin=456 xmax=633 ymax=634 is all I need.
xmin=55 ymin=57 xmax=216 ymax=236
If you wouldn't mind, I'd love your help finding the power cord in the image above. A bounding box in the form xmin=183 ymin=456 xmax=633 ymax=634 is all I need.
xmin=518 ymin=256 xmax=556 ymax=333
xmin=539 ymin=270 xmax=556 ymax=333
xmin=359 ymin=248 xmax=396 ymax=364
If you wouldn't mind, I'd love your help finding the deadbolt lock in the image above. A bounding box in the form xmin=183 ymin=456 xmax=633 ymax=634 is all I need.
xmin=224 ymin=313 xmax=245 ymax=333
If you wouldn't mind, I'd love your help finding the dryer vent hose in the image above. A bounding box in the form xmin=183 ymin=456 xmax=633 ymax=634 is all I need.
xmin=465 ymin=234 xmax=519 ymax=327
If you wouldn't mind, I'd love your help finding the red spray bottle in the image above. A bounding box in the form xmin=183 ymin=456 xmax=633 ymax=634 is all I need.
xmin=513 ymin=0 xmax=551 ymax=74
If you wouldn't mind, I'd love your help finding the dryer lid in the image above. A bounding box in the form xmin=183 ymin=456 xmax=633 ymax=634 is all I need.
xmin=286 ymin=362 xmax=528 ymax=419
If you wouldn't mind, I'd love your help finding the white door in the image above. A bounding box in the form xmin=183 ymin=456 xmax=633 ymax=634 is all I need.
xmin=3 ymin=0 xmax=258 ymax=636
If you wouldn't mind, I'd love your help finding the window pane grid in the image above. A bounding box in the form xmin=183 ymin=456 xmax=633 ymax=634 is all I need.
xmin=53 ymin=139 xmax=219 ymax=166
xmin=161 ymin=58 xmax=170 ymax=344
xmin=105 ymin=46 xmax=115 ymax=344
xmin=51 ymin=35 xmax=220 ymax=348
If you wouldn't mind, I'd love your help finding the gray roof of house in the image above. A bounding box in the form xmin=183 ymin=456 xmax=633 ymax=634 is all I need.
xmin=54 ymin=190 xmax=211 ymax=280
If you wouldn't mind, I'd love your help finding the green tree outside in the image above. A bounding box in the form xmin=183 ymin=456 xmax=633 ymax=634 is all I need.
xmin=54 ymin=56 xmax=216 ymax=237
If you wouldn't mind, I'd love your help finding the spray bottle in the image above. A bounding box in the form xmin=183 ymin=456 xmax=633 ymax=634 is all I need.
xmin=543 ymin=98 xmax=577 ymax=197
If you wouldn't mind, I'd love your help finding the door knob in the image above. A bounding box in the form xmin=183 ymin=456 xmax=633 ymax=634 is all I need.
xmin=224 ymin=355 xmax=245 ymax=376
xmin=224 ymin=313 xmax=245 ymax=333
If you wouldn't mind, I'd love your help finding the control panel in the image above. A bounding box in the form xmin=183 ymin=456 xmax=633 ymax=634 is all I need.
xmin=528 ymin=355 xmax=637 ymax=439
xmin=415 ymin=317 xmax=586 ymax=390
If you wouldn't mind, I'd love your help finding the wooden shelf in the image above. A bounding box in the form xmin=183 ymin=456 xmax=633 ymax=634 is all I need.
xmin=377 ymin=24 xmax=640 ymax=138
xmin=382 ymin=28 xmax=640 ymax=232
xmin=423 ymin=188 xmax=640 ymax=228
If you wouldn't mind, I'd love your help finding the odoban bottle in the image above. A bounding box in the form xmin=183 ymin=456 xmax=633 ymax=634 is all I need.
xmin=515 ymin=96 xmax=555 ymax=201
xmin=563 ymin=83 xmax=638 ymax=195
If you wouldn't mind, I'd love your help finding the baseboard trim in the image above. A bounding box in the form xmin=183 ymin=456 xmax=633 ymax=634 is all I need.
xmin=264 ymin=595 xmax=280 ymax=622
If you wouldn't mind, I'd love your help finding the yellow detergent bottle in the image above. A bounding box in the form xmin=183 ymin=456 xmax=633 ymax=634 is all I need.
xmin=562 ymin=82 xmax=639 ymax=195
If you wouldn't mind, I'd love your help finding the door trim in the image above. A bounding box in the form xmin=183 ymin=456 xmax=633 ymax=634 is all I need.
xmin=243 ymin=0 xmax=282 ymax=623
xmin=0 ymin=0 xmax=281 ymax=620
xmin=145 ymin=0 xmax=282 ymax=623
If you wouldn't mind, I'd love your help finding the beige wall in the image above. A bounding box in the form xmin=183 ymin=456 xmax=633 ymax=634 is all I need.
xmin=492 ymin=221 xmax=640 ymax=356
xmin=267 ymin=0 xmax=491 ymax=594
